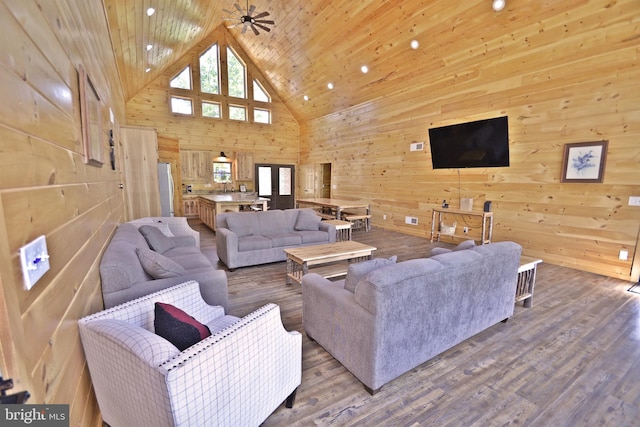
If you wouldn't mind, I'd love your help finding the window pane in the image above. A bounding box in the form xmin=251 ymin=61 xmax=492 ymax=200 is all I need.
xmin=254 ymin=108 xmax=270 ymax=124
xmin=227 ymin=47 xmax=246 ymax=98
xmin=170 ymin=97 xmax=193 ymax=115
xmin=213 ymin=162 xmax=232 ymax=183
xmin=170 ymin=66 xmax=191 ymax=89
xmin=229 ymin=105 xmax=247 ymax=121
xmin=202 ymin=102 xmax=221 ymax=118
xmin=200 ymin=44 xmax=220 ymax=94
xmin=253 ymin=79 xmax=270 ymax=102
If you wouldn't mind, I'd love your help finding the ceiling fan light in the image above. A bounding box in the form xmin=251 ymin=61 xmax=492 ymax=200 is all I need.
xmin=492 ymin=0 xmax=505 ymax=11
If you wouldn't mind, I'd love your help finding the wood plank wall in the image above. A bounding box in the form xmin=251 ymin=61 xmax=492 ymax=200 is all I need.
xmin=126 ymin=25 xmax=300 ymax=192
xmin=300 ymin=0 xmax=640 ymax=281
xmin=0 ymin=0 xmax=125 ymax=425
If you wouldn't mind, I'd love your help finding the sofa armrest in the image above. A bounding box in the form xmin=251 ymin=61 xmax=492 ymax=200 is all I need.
xmin=301 ymin=274 xmax=376 ymax=380
xmin=129 ymin=217 xmax=201 ymax=248
xmin=215 ymin=227 xmax=238 ymax=269
xmin=160 ymin=303 xmax=302 ymax=426
xmin=319 ymin=221 xmax=338 ymax=243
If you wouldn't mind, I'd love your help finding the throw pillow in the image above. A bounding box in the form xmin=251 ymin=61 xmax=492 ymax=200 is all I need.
xmin=430 ymin=239 xmax=476 ymax=256
xmin=344 ymin=256 xmax=398 ymax=293
xmin=139 ymin=225 xmax=176 ymax=253
xmin=226 ymin=214 xmax=259 ymax=237
xmin=143 ymin=222 xmax=175 ymax=237
xmin=294 ymin=209 xmax=322 ymax=231
xmin=136 ymin=247 xmax=187 ymax=279
xmin=154 ymin=302 xmax=211 ymax=351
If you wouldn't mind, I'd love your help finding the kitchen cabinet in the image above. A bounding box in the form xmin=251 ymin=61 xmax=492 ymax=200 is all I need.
xmin=199 ymin=197 xmax=216 ymax=230
xmin=180 ymin=150 xmax=213 ymax=182
xmin=183 ymin=196 xmax=200 ymax=218
xmin=235 ymin=152 xmax=254 ymax=181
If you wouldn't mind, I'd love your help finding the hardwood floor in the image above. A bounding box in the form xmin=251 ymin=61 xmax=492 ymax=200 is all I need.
xmin=191 ymin=219 xmax=640 ymax=426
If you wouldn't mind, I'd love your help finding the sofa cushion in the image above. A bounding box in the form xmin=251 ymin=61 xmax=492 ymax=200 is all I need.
xmin=344 ymin=256 xmax=398 ymax=293
xmin=162 ymin=246 xmax=215 ymax=270
xmin=431 ymin=239 xmax=476 ymax=256
xmin=139 ymin=225 xmax=176 ymax=254
xmin=154 ymin=302 xmax=211 ymax=351
xmin=266 ymin=233 xmax=303 ymax=247
xmin=296 ymin=230 xmax=330 ymax=244
xmin=294 ymin=209 xmax=321 ymax=231
xmin=136 ymin=247 xmax=188 ymax=279
xmin=226 ymin=213 xmax=259 ymax=237
xmin=238 ymin=236 xmax=272 ymax=252
xmin=257 ymin=210 xmax=289 ymax=235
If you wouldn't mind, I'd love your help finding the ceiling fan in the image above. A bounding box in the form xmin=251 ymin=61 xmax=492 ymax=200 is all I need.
xmin=223 ymin=1 xmax=275 ymax=35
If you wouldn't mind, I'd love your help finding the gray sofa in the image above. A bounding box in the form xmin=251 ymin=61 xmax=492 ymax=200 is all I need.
xmin=216 ymin=208 xmax=337 ymax=269
xmin=100 ymin=217 xmax=228 ymax=309
xmin=301 ymin=241 xmax=522 ymax=394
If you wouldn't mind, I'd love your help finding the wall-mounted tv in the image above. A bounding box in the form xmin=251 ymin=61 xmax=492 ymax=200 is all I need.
xmin=428 ymin=116 xmax=510 ymax=169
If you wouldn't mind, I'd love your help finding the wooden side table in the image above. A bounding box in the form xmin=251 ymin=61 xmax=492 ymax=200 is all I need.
xmin=516 ymin=256 xmax=543 ymax=307
xmin=323 ymin=219 xmax=352 ymax=241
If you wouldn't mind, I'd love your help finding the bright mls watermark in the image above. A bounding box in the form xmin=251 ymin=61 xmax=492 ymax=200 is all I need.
xmin=1 ymin=405 xmax=68 ymax=426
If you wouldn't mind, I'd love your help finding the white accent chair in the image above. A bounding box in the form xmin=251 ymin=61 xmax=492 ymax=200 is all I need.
xmin=79 ymin=281 xmax=301 ymax=427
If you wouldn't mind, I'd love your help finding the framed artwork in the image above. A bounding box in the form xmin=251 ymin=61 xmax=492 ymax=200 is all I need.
xmin=561 ymin=141 xmax=608 ymax=183
xmin=79 ymin=65 xmax=103 ymax=167
xmin=239 ymin=184 xmax=247 ymax=192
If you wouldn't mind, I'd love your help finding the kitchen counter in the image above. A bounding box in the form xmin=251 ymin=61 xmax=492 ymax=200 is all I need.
xmin=197 ymin=194 xmax=270 ymax=230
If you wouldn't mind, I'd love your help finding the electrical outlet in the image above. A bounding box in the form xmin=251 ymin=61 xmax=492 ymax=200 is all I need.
xmin=19 ymin=235 xmax=50 ymax=290
xmin=383 ymin=214 xmax=387 ymax=220
xmin=629 ymin=196 xmax=640 ymax=206
xmin=619 ymin=250 xmax=629 ymax=261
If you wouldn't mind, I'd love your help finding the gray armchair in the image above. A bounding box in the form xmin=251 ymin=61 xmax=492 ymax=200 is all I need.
xmin=79 ymin=280 xmax=301 ymax=426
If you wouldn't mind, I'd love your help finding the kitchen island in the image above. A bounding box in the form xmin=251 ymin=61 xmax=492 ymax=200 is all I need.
xmin=198 ymin=193 xmax=270 ymax=231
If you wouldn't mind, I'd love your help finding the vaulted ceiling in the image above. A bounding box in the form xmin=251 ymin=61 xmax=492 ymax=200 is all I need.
xmin=103 ymin=0 xmax=522 ymax=122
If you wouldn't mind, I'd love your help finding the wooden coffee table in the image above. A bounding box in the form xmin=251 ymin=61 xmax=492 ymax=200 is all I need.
xmin=284 ymin=241 xmax=377 ymax=285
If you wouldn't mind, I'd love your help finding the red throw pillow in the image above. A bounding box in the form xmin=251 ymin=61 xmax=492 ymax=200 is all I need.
xmin=154 ymin=302 xmax=211 ymax=351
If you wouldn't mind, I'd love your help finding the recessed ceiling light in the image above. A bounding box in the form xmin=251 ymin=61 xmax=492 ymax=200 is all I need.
xmin=146 ymin=44 xmax=153 ymax=51
xmin=410 ymin=40 xmax=419 ymax=50
xmin=146 ymin=7 xmax=155 ymax=16
xmin=492 ymin=0 xmax=505 ymax=11
xmin=145 ymin=67 xmax=151 ymax=73
xmin=327 ymin=82 xmax=334 ymax=90
xmin=303 ymin=95 xmax=309 ymax=101
xmin=361 ymin=65 xmax=369 ymax=73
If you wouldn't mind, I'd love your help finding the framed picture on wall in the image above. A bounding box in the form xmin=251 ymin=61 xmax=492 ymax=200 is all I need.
xmin=79 ymin=65 xmax=104 ymax=167
xmin=561 ymin=140 xmax=608 ymax=183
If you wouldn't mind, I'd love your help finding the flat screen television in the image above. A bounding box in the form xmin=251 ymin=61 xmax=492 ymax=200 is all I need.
xmin=428 ymin=116 xmax=510 ymax=169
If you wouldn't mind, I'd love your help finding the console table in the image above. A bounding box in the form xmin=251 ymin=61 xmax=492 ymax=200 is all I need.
xmin=430 ymin=207 xmax=493 ymax=245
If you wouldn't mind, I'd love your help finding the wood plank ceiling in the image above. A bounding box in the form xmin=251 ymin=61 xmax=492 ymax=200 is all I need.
xmin=104 ymin=0 xmax=527 ymax=123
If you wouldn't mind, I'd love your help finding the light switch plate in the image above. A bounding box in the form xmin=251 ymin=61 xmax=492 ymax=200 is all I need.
xmin=19 ymin=235 xmax=50 ymax=290
xmin=629 ymin=196 xmax=640 ymax=207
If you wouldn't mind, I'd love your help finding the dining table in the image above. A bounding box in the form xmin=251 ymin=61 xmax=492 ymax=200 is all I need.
xmin=296 ymin=198 xmax=371 ymax=221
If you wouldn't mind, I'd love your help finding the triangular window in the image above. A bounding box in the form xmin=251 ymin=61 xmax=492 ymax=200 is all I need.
xmin=170 ymin=66 xmax=191 ymax=90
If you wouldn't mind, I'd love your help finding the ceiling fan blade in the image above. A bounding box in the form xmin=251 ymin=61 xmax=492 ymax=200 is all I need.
xmin=223 ymin=8 xmax=239 ymax=15
xmin=250 ymin=24 xmax=260 ymax=35
xmin=234 ymin=3 xmax=243 ymax=14
xmin=247 ymin=4 xmax=256 ymax=16
xmin=252 ymin=11 xmax=269 ymax=19
xmin=254 ymin=19 xmax=274 ymax=25
xmin=253 ymin=22 xmax=271 ymax=32
xmin=241 ymin=22 xmax=249 ymax=34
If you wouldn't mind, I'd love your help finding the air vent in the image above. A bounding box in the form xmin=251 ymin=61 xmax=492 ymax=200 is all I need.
xmin=410 ymin=142 xmax=424 ymax=152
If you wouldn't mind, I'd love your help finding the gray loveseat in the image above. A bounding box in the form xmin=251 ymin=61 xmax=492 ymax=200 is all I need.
xmin=100 ymin=217 xmax=228 ymax=309
xmin=216 ymin=208 xmax=337 ymax=269
xmin=301 ymin=241 xmax=522 ymax=394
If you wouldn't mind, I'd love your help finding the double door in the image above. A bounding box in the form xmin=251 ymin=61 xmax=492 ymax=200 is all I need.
xmin=255 ymin=164 xmax=295 ymax=210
